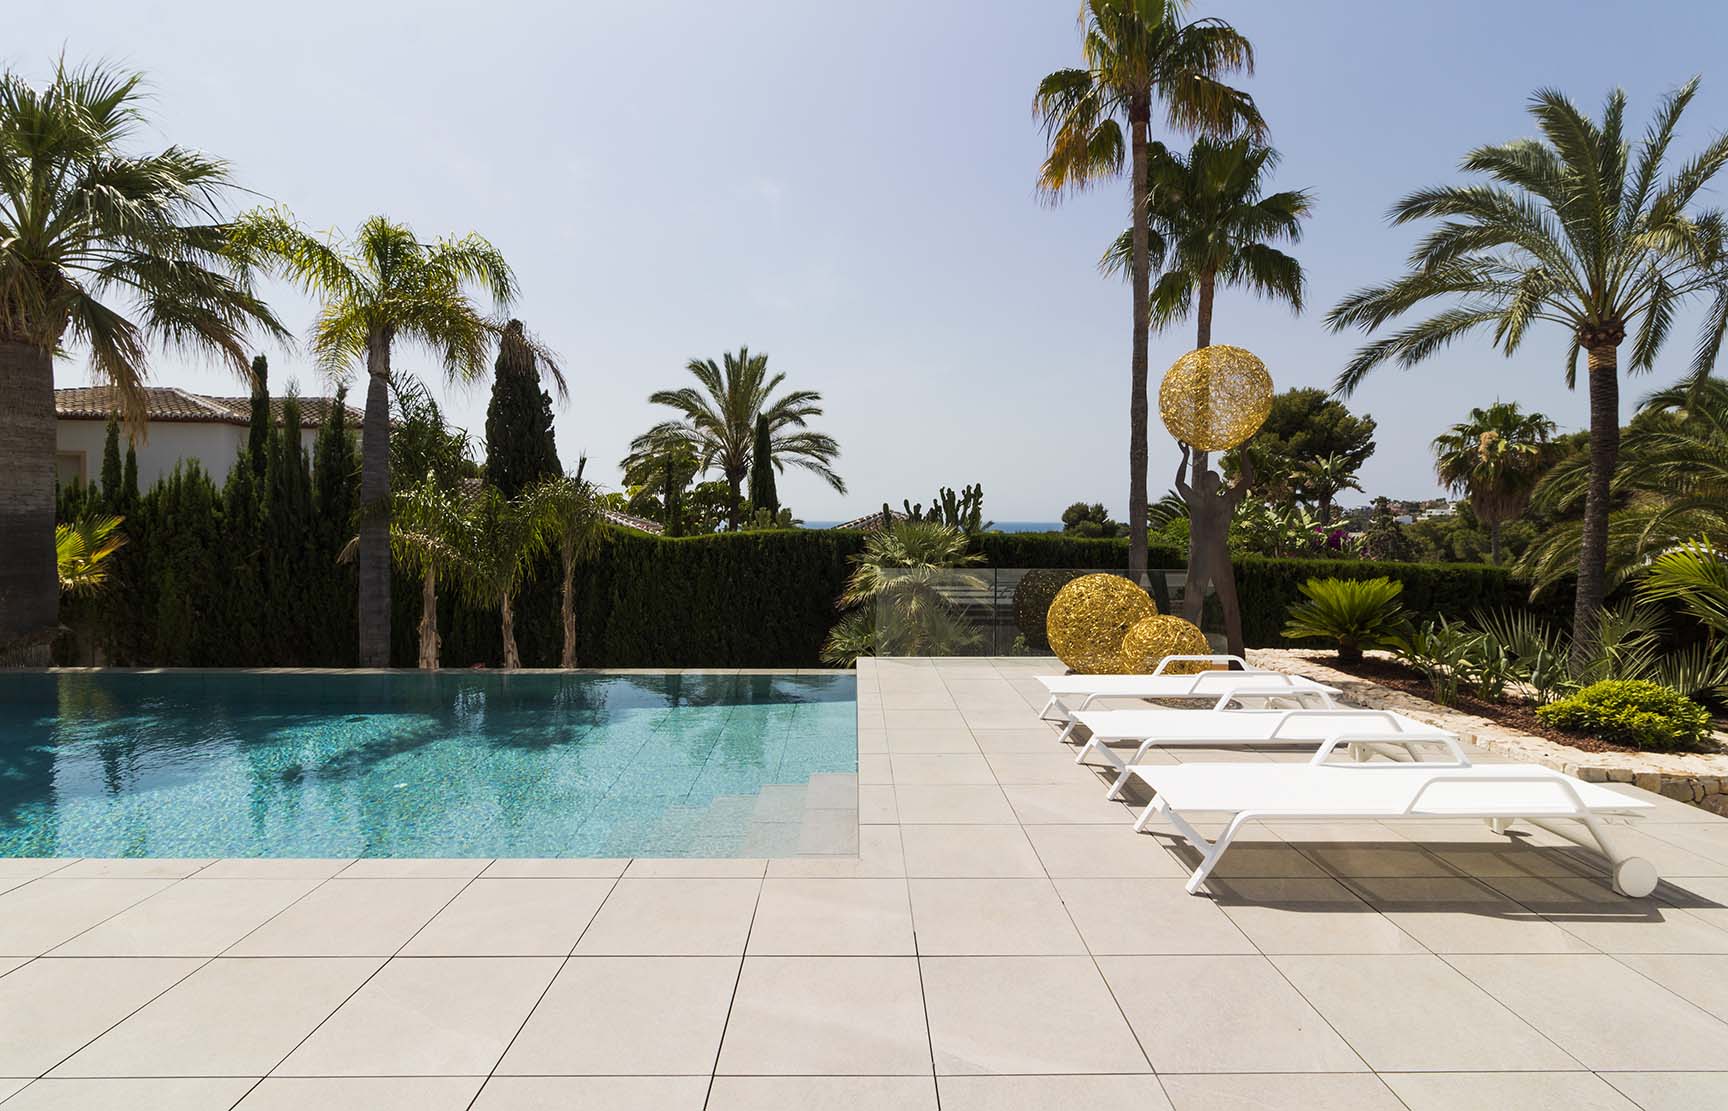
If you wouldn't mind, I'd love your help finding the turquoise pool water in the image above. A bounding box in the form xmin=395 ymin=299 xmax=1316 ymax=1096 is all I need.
xmin=0 ymin=672 xmax=856 ymax=858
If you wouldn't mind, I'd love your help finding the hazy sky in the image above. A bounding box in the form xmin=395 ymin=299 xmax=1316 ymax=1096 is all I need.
xmin=16 ymin=0 xmax=1728 ymax=520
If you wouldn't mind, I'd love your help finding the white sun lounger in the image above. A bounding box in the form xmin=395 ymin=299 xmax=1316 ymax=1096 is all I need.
xmin=1037 ymin=657 xmax=1341 ymax=732
xmin=1072 ymin=705 xmax=1454 ymax=799
xmin=1126 ymin=735 xmax=1658 ymax=897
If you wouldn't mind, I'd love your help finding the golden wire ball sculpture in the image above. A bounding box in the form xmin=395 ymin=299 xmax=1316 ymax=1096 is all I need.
xmin=1046 ymin=574 xmax=1157 ymax=674
xmin=1119 ymin=614 xmax=1213 ymax=675
xmin=1159 ymin=344 xmax=1274 ymax=452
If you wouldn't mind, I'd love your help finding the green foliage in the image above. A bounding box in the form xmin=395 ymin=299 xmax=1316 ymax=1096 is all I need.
xmin=748 ymin=414 xmax=779 ymax=518
xmin=1011 ymin=569 xmax=1086 ymax=650
xmin=823 ymin=521 xmax=983 ymax=666
xmin=100 ymin=417 xmax=123 ymax=505
xmin=1397 ymin=619 xmax=1479 ymax=705
xmin=483 ymin=319 xmax=562 ymax=498
xmin=903 ymin=484 xmax=987 ymax=536
xmin=1639 ymin=539 xmax=1728 ymax=636
xmin=247 ymin=355 xmax=270 ymax=481
xmin=1239 ymin=556 xmax=1526 ymax=648
xmin=55 ymin=514 xmax=127 ymax=595
xmin=1226 ymin=388 xmax=1376 ymax=504
xmin=1281 ymin=576 xmax=1409 ymax=661
xmin=1537 ymin=680 xmax=1713 ymax=752
xmin=1360 ymin=497 xmax=1414 ymax=562
xmin=1061 ymin=502 xmax=1122 ymax=538
xmin=1432 ymin=401 xmax=1556 ymax=563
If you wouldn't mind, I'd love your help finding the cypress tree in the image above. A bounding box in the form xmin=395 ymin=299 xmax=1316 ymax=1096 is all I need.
xmin=264 ymin=393 xmax=313 ymax=663
xmin=747 ymin=414 xmax=778 ymax=519
xmin=220 ymin=451 xmax=266 ymax=664
xmin=483 ymin=319 xmax=560 ymax=497
xmin=99 ymin=416 xmax=123 ymax=510
xmin=121 ymin=439 xmax=138 ymax=512
xmin=311 ymin=386 xmax=359 ymax=664
xmin=247 ymin=354 xmax=270 ymax=480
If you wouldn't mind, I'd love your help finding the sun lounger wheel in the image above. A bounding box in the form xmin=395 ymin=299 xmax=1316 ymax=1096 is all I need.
xmin=1613 ymin=857 xmax=1658 ymax=898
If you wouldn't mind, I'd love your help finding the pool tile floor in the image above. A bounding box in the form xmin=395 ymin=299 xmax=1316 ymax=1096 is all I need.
xmin=1 ymin=656 xmax=1727 ymax=1108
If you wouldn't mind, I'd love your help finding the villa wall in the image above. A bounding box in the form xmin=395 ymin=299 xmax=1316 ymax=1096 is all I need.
xmin=55 ymin=419 xmax=321 ymax=489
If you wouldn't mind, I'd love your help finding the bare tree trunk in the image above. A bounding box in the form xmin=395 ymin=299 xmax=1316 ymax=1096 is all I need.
xmin=418 ymin=567 xmax=439 ymax=669
xmin=560 ymin=551 xmax=578 ymax=668
xmin=1489 ymin=520 xmax=1501 ymax=565
xmin=357 ymin=328 xmax=394 ymax=667
xmin=0 ymin=340 xmax=58 ymax=664
xmin=1571 ymin=342 xmax=1621 ymax=667
xmin=501 ymin=593 xmax=520 ymax=669
xmin=1127 ymin=97 xmax=1151 ymax=586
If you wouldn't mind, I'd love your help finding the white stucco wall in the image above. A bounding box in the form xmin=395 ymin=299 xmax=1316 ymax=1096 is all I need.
xmin=56 ymin=420 xmax=325 ymax=491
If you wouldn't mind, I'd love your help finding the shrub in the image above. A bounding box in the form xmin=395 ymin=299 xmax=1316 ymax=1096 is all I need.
xmin=1398 ymin=618 xmax=1479 ymax=706
xmin=1240 ymin=556 xmax=1532 ymax=647
xmin=1281 ymin=576 xmax=1410 ymax=661
xmin=1012 ymin=569 xmax=1086 ymax=649
xmin=1536 ymin=679 xmax=1713 ymax=751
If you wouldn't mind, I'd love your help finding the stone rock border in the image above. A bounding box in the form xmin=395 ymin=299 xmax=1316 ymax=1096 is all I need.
xmin=1248 ymin=647 xmax=1728 ymax=817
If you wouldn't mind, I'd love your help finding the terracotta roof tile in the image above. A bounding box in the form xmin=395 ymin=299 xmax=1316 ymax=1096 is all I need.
xmin=55 ymin=386 xmax=361 ymax=428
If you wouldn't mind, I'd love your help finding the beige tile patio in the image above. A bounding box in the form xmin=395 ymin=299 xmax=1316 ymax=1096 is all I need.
xmin=1102 ymin=954 xmax=1364 ymax=1073
xmin=767 ymin=825 xmax=905 ymax=878
xmin=858 ymin=753 xmax=893 ymax=784
xmin=1293 ymin=841 xmax=1462 ymax=879
xmin=1002 ymin=783 xmax=1133 ymax=824
xmin=0 ymin=957 xmax=200 ymax=1076
xmin=0 ymin=878 xmax=174 ymax=955
xmin=1022 ymin=824 xmax=1186 ymax=878
xmin=984 ymin=750 xmax=1094 ymax=784
xmin=901 ymin=825 xmax=1046 ymax=878
xmin=1345 ymin=876 xmax=1597 ymax=954
xmin=893 ymin=784 xmax=1018 ymax=824
xmin=922 ymin=955 xmax=1148 ymax=1075
xmin=52 ymin=858 xmax=214 ymax=878
xmin=52 ymin=878 xmax=320 ymax=956
xmin=275 ymin=956 xmax=559 ymax=1076
xmin=0 ymin=859 xmax=73 ymax=879
xmin=1272 ymin=954 xmax=1578 ymax=1071
xmin=472 ymin=1076 xmax=708 ymax=1110
xmin=482 ymin=858 xmax=629 ymax=878
xmin=337 ymin=857 xmax=492 ymax=878
xmin=1445 ymin=953 xmax=1728 ymax=1069
xmin=890 ymin=753 xmax=996 ymax=784
xmin=399 ymin=878 xmax=612 ymax=956
xmin=883 ymin=708 xmax=968 ymax=731
xmin=717 ymin=956 xmax=930 ymax=1075
xmin=622 ymin=857 xmax=766 ymax=877
xmin=226 ymin=877 xmax=467 ymax=956
xmin=197 ymin=858 xmax=356 ymax=879
xmin=52 ymin=957 xmax=382 ymax=1077
xmin=909 ymin=878 xmax=1085 ymax=955
xmin=748 ymin=878 xmax=914 ymax=955
xmin=707 ymin=1076 xmax=937 ymax=1110
xmin=1158 ymin=1073 xmax=1403 ymax=1110
xmin=1211 ymin=878 xmax=1424 ymax=955
xmin=1602 ymin=1073 xmax=1728 ymax=1111
xmin=1489 ymin=875 xmax=1728 ymax=954
xmin=497 ymin=956 xmax=738 ymax=1075
xmin=239 ymin=1077 xmax=486 ymax=1110
xmin=1381 ymin=1071 xmax=1641 ymax=1110
xmin=574 ymin=877 xmax=759 ymax=955
xmin=971 ymin=729 xmax=1066 ymax=754
xmin=1055 ymin=877 xmax=1255 ymax=954
xmin=939 ymin=1075 xmax=1173 ymax=1111
xmin=859 ymin=784 xmax=899 ymax=823
xmin=1613 ymin=953 xmax=1728 ymax=1022
xmin=1 ymin=1078 xmax=257 ymax=1110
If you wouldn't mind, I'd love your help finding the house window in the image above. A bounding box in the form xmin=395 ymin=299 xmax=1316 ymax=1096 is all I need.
xmin=56 ymin=451 xmax=87 ymax=487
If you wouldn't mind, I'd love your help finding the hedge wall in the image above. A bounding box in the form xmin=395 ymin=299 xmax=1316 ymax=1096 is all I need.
xmin=1236 ymin=555 xmax=1531 ymax=648
xmin=976 ymin=533 xmax=1184 ymax=570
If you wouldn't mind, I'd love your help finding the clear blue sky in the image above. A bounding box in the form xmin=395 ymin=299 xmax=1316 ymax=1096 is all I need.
xmin=15 ymin=0 xmax=1728 ymax=520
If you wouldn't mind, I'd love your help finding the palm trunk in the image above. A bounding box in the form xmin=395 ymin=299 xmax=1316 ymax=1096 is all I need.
xmin=560 ymin=550 xmax=578 ymax=668
xmin=1195 ymin=271 xmax=1215 ymax=349
xmin=417 ymin=567 xmax=440 ymax=669
xmin=1489 ymin=520 xmax=1502 ymax=565
xmin=726 ymin=468 xmax=745 ymax=531
xmin=357 ymin=329 xmax=394 ymax=667
xmin=0 ymin=340 xmax=58 ymax=663
xmin=500 ymin=592 xmax=520 ymax=669
xmin=1571 ymin=343 xmax=1621 ymax=666
xmin=1126 ymin=97 xmax=1151 ymax=586
xmin=1319 ymin=493 xmax=1332 ymax=527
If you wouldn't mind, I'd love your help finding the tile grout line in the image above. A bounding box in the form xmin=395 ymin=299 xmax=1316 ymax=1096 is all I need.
xmin=696 ymin=867 xmax=768 ymax=1111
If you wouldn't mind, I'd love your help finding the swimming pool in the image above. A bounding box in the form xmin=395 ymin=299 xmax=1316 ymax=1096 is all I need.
xmin=0 ymin=671 xmax=857 ymax=859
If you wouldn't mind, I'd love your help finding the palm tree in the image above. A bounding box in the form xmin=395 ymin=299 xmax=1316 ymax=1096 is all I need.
xmin=1522 ymin=377 xmax=1728 ymax=594
xmin=55 ymin=514 xmax=128 ymax=595
xmin=1432 ymin=401 xmax=1557 ymax=564
xmin=1326 ymin=80 xmax=1728 ymax=662
xmin=620 ymin=425 xmax=701 ymax=536
xmin=228 ymin=211 xmax=539 ymax=666
xmin=1034 ymin=0 xmax=1261 ymax=585
xmin=822 ymin=520 xmax=984 ymax=665
xmin=455 ymin=484 xmax=551 ymax=669
xmin=639 ymin=346 xmax=844 ymax=530
xmin=0 ymin=62 xmax=285 ymax=661
xmin=537 ymin=466 xmax=605 ymax=668
xmin=1102 ymin=135 xmax=1310 ymax=349
xmin=371 ymin=473 xmax=468 ymax=670
xmin=1290 ymin=452 xmax=1362 ymax=526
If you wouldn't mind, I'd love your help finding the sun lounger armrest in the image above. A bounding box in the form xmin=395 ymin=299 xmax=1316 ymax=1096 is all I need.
xmin=1266 ymin=708 xmax=1400 ymax=738
xmin=1210 ymin=687 xmax=1336 ymax=710
xmin=1403 ymin=772 xmax=1589 ymax=817
xmin=1310 ymin=732 xmax=1468 ymax=766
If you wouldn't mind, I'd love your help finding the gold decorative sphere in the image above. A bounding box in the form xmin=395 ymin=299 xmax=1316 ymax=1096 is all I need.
xmin=1119 ymin=614 xmax=1213 ymax=675
xmin=1159 ymin=345 xmax=1273 ymax=452
xmin=1046 ymin=574 xmax=1157 ymax=674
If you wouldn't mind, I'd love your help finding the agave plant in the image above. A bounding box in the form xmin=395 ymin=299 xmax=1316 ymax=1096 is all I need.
xmin=822 ymin=520 xmax=984 ymax=666
xmin=1281 ymin=576 xmax=1410 ymax=662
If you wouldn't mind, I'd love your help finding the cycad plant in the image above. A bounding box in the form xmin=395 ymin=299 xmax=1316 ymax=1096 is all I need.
xmin=1281 ymin=576 xmax=1410 ymax=662
xmin=228 ymin=210 xmax=537 ymax=666
xmin=638 ymin=346 xmax=843 ymax=530
xmin=823 ymin=521 xmax=984 ymax=666
xmin=0 ymin=61 xmax=286 ymax=660
xmin=1035 ymin=0 xmax=1260 ymax=584
xmin=1327 ymin=79 xmax=1728 ymax=663
xmin=1432 ymin=402 xmax=1557 ymax=564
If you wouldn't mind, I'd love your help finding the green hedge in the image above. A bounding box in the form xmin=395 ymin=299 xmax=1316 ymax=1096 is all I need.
xmin=1236 ymin=556 xmax=1528 ymax=648
xmin=976 ymin=532 xmax=1184 ymax=570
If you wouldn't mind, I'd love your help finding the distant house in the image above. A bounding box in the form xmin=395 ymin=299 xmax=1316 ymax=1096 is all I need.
xmin=54 ymin=386 xmax=363 ymax=490
xmin=831 ymin=508 xmax=908 ymax=531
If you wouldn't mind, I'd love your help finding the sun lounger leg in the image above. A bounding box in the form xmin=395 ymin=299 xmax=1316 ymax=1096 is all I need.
xmin=1486 ymin=818 xmax=1511 ymax=834
xmin=1525 ymin=814 xmax=1658 ymax=898
xmin=1038 ymin=696 xmax=1059 ymax=721
xmin=1161 ymin=808 xmax=1249 ymax=895
xmin=1106 ymin=739 xmax=1159 ymax=800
